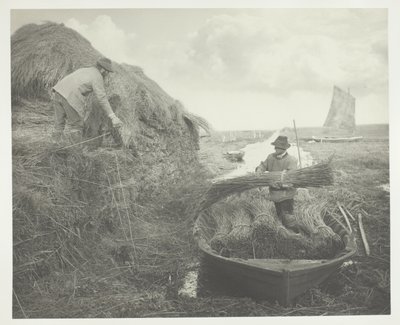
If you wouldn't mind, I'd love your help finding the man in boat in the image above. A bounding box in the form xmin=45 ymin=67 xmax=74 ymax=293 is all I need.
xmin=255 ymin=135 xmax=303 ymax=233
xmin=52 ymin=57 xmax=123 ymax=143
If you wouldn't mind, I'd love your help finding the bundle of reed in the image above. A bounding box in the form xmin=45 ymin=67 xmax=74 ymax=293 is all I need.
xmin=210 ymin=232 xmax=230 ymax=255
xmin=251 ymin=213 xmax=279 ymax=242
xmin=251 ymin=213 xmax=280 ymax=259
xmin=292 ymin=197 xmax=329 ymax=235
xmin=209 ymin=203 xmax=234 ymax=235
xmin=224 ymin=207 xmax=253 ymax=258
xmin=293 ymin=192 xmax=345 ymax=257
xmin=309 ymin=225 xmax=344 ymax=259
xmin=245 ymin=199 xmax=281 ymax=259
xmin=227 ymin=208 xmax=252 ymax=241
xmin=275 ymin=226 xmax=313 ymax=259
xmin=207 ymin=203 xmax=234 ymax=255
xmin=208 ymin=201 xmax=248 ymax=256
xmin=200 ymin=161 xmax=333 ymax=210
xmin=248 ymin=200 xmax=279 ymax=238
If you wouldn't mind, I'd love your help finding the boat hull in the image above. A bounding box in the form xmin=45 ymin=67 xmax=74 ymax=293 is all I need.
xmin=311 ymin=136 xmax=363 ymax=143
xmin=198 ymin=238 xmax=355 ymax=305
xmin=194 ymin=210 xmax=357 ymax=305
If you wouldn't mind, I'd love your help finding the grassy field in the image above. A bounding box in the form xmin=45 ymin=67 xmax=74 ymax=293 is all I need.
xmin=12 ymin=124 xmax=390 ymax=318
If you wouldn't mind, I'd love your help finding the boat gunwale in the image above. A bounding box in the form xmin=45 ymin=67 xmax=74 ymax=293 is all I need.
xmin=197 ymin=235 xmax=356 ymax=275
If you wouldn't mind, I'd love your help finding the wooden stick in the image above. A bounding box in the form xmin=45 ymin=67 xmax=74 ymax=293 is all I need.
xmin=293 ymin=119 xmax=302 ymax=168
xmin=343 ymin=206 xmax=356 ymax=221
xmin=330 ymin=214 xmax=350 ymax=235
xmin=55 ymin=132 xmax=111 ymax=151
xmin=13 ymin=289 xmax=27 ymax=318
xmin=358 ymin=213 xmax=370 ymax=256
xmin=115 ymin=154 xmax=136 ymax=252
xmin=337 ymin=202 xmax=352 ymax=233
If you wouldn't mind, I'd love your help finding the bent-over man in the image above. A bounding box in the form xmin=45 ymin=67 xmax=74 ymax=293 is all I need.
xmin=52 ymin=57 xmax=123 ymax=143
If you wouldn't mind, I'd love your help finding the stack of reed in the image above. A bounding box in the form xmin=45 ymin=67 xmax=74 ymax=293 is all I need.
xmin=207 ymin=190 xmax=345 ymax=260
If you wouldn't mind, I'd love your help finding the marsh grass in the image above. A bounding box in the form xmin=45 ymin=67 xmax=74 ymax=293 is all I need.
xmin=12 ymin=136 xmax=212 ymax=318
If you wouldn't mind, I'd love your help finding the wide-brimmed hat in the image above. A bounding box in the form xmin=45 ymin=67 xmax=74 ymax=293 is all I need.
xmin=97 ymin=57 xmax=114 ymax=72
xmin=271 ymin=135 xmax=291 ymax=149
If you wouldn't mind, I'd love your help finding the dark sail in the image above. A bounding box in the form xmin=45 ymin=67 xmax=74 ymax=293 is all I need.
xmin=323 ymin=86 xmax=356 ymax=131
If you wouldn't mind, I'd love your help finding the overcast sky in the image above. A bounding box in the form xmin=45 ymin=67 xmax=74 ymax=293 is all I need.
xmin=11 ymin=8 xmax=388 ymax=131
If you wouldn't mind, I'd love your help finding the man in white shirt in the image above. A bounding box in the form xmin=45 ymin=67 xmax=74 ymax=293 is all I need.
xmin=52 ymin=57 xmax=123 ymax=143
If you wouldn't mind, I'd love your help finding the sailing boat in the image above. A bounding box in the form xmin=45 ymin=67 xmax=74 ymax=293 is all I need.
xmin=323 ymin=86 xmax=356 ymax=131
xmin=310 ymin=86 xmax=363 ymax=142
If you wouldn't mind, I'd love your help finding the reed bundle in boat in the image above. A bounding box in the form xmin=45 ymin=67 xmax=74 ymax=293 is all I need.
xmin=227 ymin=208 xmax=252 ymax=243
xmin=293 ymin=194 xmax=345 ymax=257
xmin=207 ymin=190 xmax=345 ymax=259
xmin=225 ymin=211 xmax=253 ymax=258
xmin=208 ymin=204 xmax=234 ymax=255
xmin=293 ymin=197 xmax=328 ymax=234
xmin=209 ymin=233 xmax=229 ymax=256
xmin=247 ymin=200 xmax=278 ymax=240
xmin=275 ymin=226 xmax=313 ymax=259
xmin=309 ymin=225 xmax=345 ymax=259
xmin=214 ymin=200 xmax=254 ymax=257
xmin=251 ymin=213 xmax=279 ymax=258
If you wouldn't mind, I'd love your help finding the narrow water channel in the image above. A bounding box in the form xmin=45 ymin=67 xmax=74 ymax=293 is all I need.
xmin=217 ymin=130 xmax=314 ymax=181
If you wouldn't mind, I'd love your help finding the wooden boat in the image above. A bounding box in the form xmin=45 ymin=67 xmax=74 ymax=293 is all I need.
xmin=310 ymin=136 xmax=363 ymax=143
xmin=223 ymin=150 xmax=245 ymax=162
xmin=323 ymin=85 xmax=356 ymax=131
xmin=193 ymin=211 xmax=357 ymax=306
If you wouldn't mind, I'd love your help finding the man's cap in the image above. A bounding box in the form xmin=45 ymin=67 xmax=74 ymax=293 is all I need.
xmin=271 ymin=135 xmax=291 ymax=149
xmin=97 ymin=57 xmax=114 ymax=72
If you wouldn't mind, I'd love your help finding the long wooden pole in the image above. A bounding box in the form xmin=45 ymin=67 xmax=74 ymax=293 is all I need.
xmin=293 ymin=119 xmax=302 ymax=168
xmin=337 ymin=202 xmax=352 ymax=233
xmin=358 ymin=213 xmax=370 ymax=256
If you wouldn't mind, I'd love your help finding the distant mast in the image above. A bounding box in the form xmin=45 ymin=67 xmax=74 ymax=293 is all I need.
xmin=323 ymin=86 xmax=356 ymax=132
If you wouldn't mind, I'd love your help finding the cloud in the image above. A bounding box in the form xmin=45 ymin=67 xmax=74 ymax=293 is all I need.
xmin=65 ymin=15 xmax=137 ymax=64
xmin=59 ymin=11 xmax=388 ymax=130
xmin=63 ymin=11 xmax=387 ymax=98
xmin=164 ymin=11 xmax=387 ymax=96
